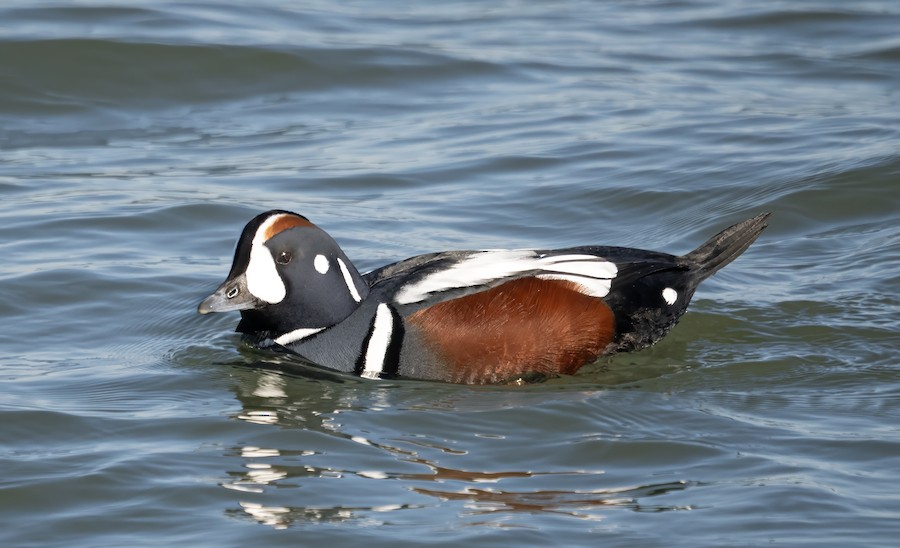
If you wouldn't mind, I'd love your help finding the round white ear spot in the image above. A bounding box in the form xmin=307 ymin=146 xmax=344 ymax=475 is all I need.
xmin=314 ymin=254 xmax=330 ymax=274
xmin=662 ymin=287 xmax=678 ymax=305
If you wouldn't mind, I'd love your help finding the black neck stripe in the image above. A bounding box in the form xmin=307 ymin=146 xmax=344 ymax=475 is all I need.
xmin=380 ymin=306 xmax=404 ymax=379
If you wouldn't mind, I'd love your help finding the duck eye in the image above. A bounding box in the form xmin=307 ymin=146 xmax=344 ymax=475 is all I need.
xmin=276 ymin=250 xmax=292 ymax=265
xmin=226 ymin=286 xmax=240 ymax=299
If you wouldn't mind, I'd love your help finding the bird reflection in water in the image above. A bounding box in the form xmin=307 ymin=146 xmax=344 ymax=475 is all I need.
xmin=222 ymin=363 xmax=694 ymax=529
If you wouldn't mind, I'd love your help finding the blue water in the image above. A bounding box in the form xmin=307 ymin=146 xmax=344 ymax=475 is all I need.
xmin=1 ymin=1 xmax=899 ymax=545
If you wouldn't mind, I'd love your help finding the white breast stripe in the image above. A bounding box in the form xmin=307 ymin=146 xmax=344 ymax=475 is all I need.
xmin=337 ymin=257 xmax=362 ymax=302
xmin=394 ymin=250 xmax=618 ymax=304
xmin=362 ymin=304 xmax=393 ymax=379
xmin=274 ymin=327 xmax=324 ymax=346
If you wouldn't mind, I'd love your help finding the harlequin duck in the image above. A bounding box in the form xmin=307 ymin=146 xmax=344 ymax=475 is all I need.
xmin=198 ymin=210 xmax=769 ymax=384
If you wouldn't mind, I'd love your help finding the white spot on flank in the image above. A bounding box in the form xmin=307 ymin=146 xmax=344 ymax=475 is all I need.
xmin=246 ymin=214 xmax=289 ymax=304
xmin=314 ymin=254 xmax=330 ymax=274
xmin=662 ymin=287 xmax=678 ymax=305
xmin=394 ymin=250 xmax=618 ymax=304
xmin=337 ymin=257 xmax=362 ymax=302
xmin=361 ymin=304 xmax=392 ymax=379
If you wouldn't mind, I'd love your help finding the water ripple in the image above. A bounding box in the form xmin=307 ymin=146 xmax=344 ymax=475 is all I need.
xmin=2 ymin=1 xmax=899 ymax=545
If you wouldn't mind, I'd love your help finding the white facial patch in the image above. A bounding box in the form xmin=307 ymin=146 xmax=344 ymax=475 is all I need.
xmin=337 ymin=257 xmax=362 ymax=302
xmin=245 ymin=214 xmax=288 ymax=304
xmin=662 ymin=287 xmax=678 ymax=305
xmin=394 ymin=250 xmax=618 ymax=304
xmin=314 ymin=254 xmax=330 ymax=274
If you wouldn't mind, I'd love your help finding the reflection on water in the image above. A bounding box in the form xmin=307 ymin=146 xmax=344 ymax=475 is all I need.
xmin=226 ymin=368 xmax=694 ymax=529
xmin=413 ymin=481 xmax=691 ymax=519
xmin=231 ymin=500 xmax=421 ymax=530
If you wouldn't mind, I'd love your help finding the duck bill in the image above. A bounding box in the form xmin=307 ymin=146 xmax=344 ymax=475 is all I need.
xmin=197 ymin=273 xmax=263 ymax=314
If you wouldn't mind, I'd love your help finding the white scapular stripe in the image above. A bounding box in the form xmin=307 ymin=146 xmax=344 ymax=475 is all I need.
xmin=662 ymin=287 xmax=678 ymax=305
xmin=361 ymin=304 xmax=393 ymax=380
xmin=274 ymin=327 xmax=324 ymax=346
xmin=534 ymin=274 xmax=609 ymax=298
xmin=245 ymin=214 xmax=289 ymax=304
xmin=537 ymin=254 xmax=619 ymax=278
xmin=394 ymin=250 xmax=618 ymax=304
xmin=337 ymin=257 xmax=362 ymax=302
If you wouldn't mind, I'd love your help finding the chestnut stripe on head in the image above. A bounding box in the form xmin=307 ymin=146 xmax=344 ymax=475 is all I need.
xmin=263 ymin=213 xmax=315 ymax=241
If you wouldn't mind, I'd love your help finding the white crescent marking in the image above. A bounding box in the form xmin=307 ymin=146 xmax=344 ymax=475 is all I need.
xmin=245 ymin=214 xmax=288 ymax=304
xmin=337 ymin=257 xmax=363 ymax=302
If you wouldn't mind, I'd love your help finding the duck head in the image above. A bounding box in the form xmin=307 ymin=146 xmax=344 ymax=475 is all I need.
xmin=198 ymin=210 xmax=369 ymax=336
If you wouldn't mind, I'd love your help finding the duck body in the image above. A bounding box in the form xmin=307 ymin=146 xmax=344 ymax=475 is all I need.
xmin=199 ymin=210 xmax=769 ymax=384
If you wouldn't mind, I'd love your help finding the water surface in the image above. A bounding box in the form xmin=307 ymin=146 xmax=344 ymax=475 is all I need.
xmin=1 ymin=1 xmax=899 ymax=546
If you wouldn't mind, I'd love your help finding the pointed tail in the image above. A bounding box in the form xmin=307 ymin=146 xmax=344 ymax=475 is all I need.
xmin=680 ymin=213 xmax=770 ymax=281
